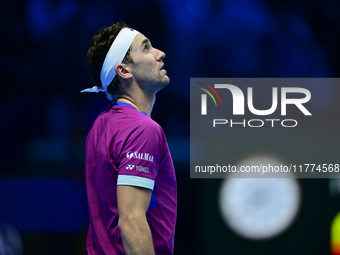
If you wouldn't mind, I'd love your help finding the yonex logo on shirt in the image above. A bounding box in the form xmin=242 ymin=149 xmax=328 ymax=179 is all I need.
xmin=136 ymin=165 xmax=149 ymax=173
xmin=126 ymin=151 xmax=154 ymax=162
xmin=126 ymin=164 xmax=135 ymax=170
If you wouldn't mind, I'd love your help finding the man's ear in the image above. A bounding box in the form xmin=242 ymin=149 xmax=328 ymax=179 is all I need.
xmin=115 ymin=63 xmax=132 ymax=80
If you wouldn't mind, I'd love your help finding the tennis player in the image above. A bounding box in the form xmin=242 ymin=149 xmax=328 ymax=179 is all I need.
xmin=81 ymin=22 xmax=177 ymax=254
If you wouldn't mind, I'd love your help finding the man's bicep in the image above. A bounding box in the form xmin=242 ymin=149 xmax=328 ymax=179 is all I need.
xmin=117 ymin=185 xmax=152 ymax=218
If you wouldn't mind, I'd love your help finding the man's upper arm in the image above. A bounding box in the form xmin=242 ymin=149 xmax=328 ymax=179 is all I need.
xmin=117 ymin=185 xmax=156 ymax=255
xmin=117 ymin=185 xmax=152 ymax=219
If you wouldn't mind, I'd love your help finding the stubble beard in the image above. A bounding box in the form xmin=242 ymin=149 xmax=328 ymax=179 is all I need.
xmin=138 ymin=71 xmax=170 ymax=95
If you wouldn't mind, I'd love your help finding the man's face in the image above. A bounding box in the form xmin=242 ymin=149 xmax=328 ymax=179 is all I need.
xmin=127 ymin=33 xmax=170 ymax=93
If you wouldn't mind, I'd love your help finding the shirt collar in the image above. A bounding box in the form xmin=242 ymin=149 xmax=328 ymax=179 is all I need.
xmin=115 ymin=102 xmax=148 ymax=116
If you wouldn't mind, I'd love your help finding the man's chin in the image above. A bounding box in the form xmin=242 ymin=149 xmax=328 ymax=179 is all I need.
xmin=157 ymin=76 xmax=169 ymax=87
xmin=163 ymin=75 xmax=170 ymax=86
xmin=153 ymin=78 xmax=170 ymax=93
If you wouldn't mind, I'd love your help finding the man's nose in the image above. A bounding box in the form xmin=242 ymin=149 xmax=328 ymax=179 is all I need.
xmin=155 ymin=48 xmax=165 ymax=61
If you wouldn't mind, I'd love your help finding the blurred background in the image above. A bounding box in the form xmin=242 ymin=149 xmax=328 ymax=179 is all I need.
xmin=1 ymin=0 xmax=340 ymax=254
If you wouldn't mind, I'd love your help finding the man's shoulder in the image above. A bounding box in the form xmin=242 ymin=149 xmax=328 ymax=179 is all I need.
xmin=90 ymin=104 xmax=163 ymax=136
xmin=117 ymin=105 xmax=161 ymax=130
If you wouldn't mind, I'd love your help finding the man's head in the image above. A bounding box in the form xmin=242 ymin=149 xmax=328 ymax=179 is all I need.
xmin=85 ymin=22 xmax=169 ymax=101
xmin=118 ymin=32 xmax=169 ymax=95
xmin=86 ymin=22 xmax=133 ymax=99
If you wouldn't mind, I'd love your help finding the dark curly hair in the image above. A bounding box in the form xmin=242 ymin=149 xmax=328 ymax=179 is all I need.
xmin=86 ymin=22 xmax=134 ymax=100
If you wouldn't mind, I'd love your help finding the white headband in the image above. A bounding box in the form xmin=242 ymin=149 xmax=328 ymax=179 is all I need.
xmin=81 ymin=27 xmax=139 ymax=100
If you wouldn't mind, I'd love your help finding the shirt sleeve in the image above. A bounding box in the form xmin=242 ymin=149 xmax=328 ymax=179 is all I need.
xmin=116 ymin=121 xmax=163 ymax=190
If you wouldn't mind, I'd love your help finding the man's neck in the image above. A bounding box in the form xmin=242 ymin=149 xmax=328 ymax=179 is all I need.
xmin=116 ymin=94 xmax=155 ymax=117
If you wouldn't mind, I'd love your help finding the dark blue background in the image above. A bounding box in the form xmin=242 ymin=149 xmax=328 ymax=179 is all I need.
xmin=0 ymin=0 xmax=339 ymax=254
